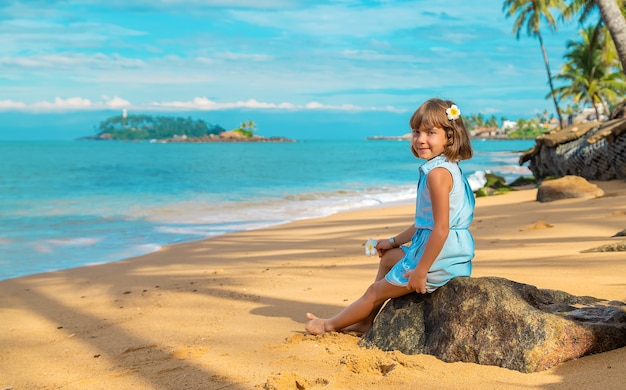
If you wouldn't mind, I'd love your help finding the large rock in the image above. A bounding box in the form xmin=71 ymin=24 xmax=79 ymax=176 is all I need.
xmin=519 ymin=118 xmax=626 ymax=180
xmin=536 ymin=175 xmax=604 ymax=202
xmin=359 ymin=276 xmax=626 ymax=373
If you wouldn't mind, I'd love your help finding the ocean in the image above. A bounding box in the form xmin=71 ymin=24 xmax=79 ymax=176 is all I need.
xmin=0 ymin=139 xmax=534 ymax=281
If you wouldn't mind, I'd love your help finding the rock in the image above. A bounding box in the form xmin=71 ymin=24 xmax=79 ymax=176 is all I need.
xmin=165 ymin=133 xmax=295 ymax=143
xmin=509 ymin=176 xmax=537 ymax=187
xmin=581 ymin=241 xmax=626 ymax=252
xmin=359 ymin=276 xmax=626 ymax=373
xmin=612 ymin=228 xmax=626 ymax=237
xmin=536 ymin=175 xmax=604 ymax=202
xmin=474 ymin=186 xmax=500 ymax=197
xmin=218 ymin=130 xmax=247 ymax=140
xmin=519 ymin=118 xmax=626 ymax=181
xmin=473 ymin=173 xmax=515 ymax=197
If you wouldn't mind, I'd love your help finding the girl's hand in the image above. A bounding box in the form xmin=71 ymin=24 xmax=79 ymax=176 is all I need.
xmin=404 ymin=269 xmax=427 ymax=294
xmin=374 ymin=238 xmax=394 ymax=257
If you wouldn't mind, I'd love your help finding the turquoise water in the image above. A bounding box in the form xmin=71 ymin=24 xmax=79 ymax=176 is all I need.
xmin=0 ymin=139 xmax=533 ymax=280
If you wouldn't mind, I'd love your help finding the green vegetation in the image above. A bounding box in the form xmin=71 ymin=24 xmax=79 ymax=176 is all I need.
xmin=552 ymin=24 xmax=626 ymax=119
xmin=95 ymin=115 xmax=261 ymax=141
xmin=474 ymin=173 xmax=515 ymax=197
xmin=503 ymin=0 xmax=566 ymax=127
xmin=464 ymin=111 xmax=550 ymax=139
xmin=465 ymin=1 xmax=626 ymax=139
xmin=96 ymin=114 xmax=225 ymax=140
xmin=507 ymin=118 xmax=548 ymax=138
xmin=232 ymin=120 xmax=257 ymax=138
xmin=463 ymin=113 xmax=501 ymax=130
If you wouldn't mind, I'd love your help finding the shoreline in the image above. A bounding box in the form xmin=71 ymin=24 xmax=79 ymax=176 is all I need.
xmin=0 ymin=196 xmax=417 ymax=283
xmin=1 ymin=181 xmax=625 ymax=389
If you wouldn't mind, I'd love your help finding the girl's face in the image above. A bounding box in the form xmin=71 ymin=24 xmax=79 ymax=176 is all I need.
xmin=411 ymin=124 xmax=447 ymax=160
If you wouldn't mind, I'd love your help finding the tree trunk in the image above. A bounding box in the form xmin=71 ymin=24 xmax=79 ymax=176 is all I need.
xmin=596 ymin=0 xmax=626 ymax=73
xmin=538 ymin=32 xmax=564 ymax=128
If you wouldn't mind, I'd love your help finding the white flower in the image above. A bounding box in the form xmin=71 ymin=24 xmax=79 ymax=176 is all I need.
xmin=446 ymin=104 xmax=461 ymax=121
xmin=365 ymin=238 xmax=377 ymax=256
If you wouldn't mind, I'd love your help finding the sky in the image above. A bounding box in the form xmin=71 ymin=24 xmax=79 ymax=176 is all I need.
xmin=0 ymin=0 xmax=588 ymax=140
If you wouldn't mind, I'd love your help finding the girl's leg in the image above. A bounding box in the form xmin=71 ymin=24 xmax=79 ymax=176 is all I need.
xmin=340 ymin=248 xmax=405 ymax=334
xmin=305 ymin=276 xmax=409 ymax=335
xmin=375 ymin=248 xmax=405 ymax=282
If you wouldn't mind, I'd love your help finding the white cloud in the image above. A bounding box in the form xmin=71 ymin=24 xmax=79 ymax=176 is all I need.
xmin=305 ymin=101 xmax=404 ymax=113
xmin=305 ymin=101 xmax=323 ymax=109
xmin=31 ymin=97 xmax=93 ymax=109
xmin=152 ymin=97 xmax=297 ymax=110
xmin=0 ymin=95 xmax=410 ymax=113
xmin=151 ymin=97 xmax=404 ymax=112
xmin=103 ymin=95 xmax=130 ymax=108
xmin=0 ymin=100 xmax=26 ymax=109
xmin=0 ymin=96 xmax=128 ymax=111
xmin=152 ymin=97 xmax=311 ymax=110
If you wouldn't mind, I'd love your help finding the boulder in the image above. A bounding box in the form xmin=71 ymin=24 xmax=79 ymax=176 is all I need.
xmin=613 ymin=228 xmax=626 ymax=237
xmin=359 ymin=276 xmax=626 ymax=373
xmin=536 ymin=175 xmax=604 ymax=202
xmin=519 ymin=118 xmax=626 ymax=180
xmin=581 ymin=241 xmax=626 ymax=252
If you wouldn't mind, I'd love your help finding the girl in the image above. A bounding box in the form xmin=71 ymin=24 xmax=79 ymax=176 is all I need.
xmin=306 ymin=98 xmax=475 ymax=335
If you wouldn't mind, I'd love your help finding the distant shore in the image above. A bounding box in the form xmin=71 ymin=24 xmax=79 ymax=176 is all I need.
xmin=80 ymin=132 xmax=295 ymax=143
xmin=164 ymin=134 xmax=296 ymax=143
xmin=366 ymin=134 xmax=535 ymax=141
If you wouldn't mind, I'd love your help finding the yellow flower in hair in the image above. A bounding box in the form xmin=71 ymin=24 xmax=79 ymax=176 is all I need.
xmin=446 ymin=104 xmax=461 ymax=121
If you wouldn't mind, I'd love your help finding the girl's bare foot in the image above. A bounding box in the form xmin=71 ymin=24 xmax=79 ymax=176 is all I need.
xmin=305 ymin=313 xmax=328 ymax=335
xmin=340 ymin=322 xmax=371 ymax=336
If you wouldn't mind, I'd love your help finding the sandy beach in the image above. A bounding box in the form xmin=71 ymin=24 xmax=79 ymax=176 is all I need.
xmin=1 ymin=180 xmax=625 ymax=389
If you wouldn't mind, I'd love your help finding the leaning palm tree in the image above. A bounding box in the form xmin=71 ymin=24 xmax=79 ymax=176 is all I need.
xmin=552 ymin=24 xmax=626 ymax=120
xmin=503 ymin=0 xmax=566 ymax=128
xmin=595 ymin=0 xmax=626 ymax=73
xmin=563 ymin=0 xmax=626 ymax=75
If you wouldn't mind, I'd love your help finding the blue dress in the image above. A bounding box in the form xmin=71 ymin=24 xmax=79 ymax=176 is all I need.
xmin=385 ymin=155 xmax=475 ymax=293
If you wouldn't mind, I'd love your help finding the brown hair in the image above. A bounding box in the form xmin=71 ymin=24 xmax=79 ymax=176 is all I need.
xmin=409 ymin=98 xmax=473 ymax=161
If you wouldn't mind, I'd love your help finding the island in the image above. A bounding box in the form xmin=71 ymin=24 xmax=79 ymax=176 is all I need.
xmin=80 ymin=113 xmax=294 ymax=143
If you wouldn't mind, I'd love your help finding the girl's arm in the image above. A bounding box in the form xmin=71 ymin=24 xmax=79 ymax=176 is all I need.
xmin=406 ymin=167 xmax=452 ymax=293
xmin=376 ymin=225 xmax=416 ymax=254
xmin=393 ymin=225 xmax=417 ymax=247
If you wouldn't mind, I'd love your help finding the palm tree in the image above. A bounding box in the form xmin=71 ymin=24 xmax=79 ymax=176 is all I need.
xmin=240 ymin=120 xmax=257 ymax=132
xmin=563 ymin=0 xmax=626 ymax=75
xmin=596 ymin=1 xmax=626 ymax=73
xmin=562 ymin=0 xmax=598 ymax=23
xmin=563 ymin=1 xmax=621 ymax=77
xmin=552 ymin=24 xmax=626 ymax=120
xmin=503 ymin=0 xmax=566 ymax=128
xmin=234 ymin=120 xmax=257 ymax=137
